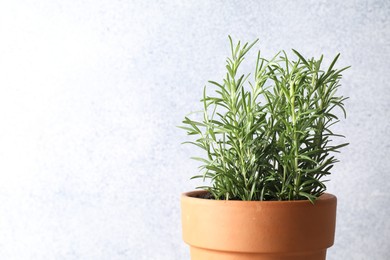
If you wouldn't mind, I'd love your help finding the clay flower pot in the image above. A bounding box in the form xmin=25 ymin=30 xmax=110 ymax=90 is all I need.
xmin=181 ymin=190 xmax=337 ymax=260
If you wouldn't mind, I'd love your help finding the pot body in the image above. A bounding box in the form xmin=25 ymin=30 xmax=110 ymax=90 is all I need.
xmin=181 ymin=190 xmax=337 ymax=260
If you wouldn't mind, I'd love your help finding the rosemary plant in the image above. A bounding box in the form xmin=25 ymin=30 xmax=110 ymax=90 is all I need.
xmin=181 ymin=37 xmax=349 ymax=202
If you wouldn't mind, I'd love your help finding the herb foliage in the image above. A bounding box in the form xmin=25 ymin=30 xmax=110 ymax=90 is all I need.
xmin=180 ymin=37 xmax=349 ymax=202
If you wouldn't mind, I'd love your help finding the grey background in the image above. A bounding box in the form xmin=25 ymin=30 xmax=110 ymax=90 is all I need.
xmin=0 ymin=0 xmax=389 ymax=259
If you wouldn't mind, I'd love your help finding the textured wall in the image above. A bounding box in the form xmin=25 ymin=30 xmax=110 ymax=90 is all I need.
xmin=0 ymin=0 xmax=389 ymax=259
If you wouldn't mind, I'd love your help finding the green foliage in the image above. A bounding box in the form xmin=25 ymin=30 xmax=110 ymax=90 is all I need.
xmin=180 ymin=37 xmax=349 ymax=202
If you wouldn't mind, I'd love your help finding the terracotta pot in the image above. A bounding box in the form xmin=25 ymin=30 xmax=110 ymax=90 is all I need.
xmin=181 ymin=190 xmax=337 ymax=260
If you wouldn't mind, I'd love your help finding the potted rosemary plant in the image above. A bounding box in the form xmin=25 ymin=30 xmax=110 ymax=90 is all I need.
xmin=180 ymin=37 xmax=349 ymax=260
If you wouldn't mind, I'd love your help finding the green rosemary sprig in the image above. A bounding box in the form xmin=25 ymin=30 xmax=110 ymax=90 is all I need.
xmin=180 ymin=37 xmax=349 ymax=202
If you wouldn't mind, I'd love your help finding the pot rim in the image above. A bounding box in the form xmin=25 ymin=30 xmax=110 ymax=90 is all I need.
xmin=182 ymin=190 xmax=336 ymax=206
